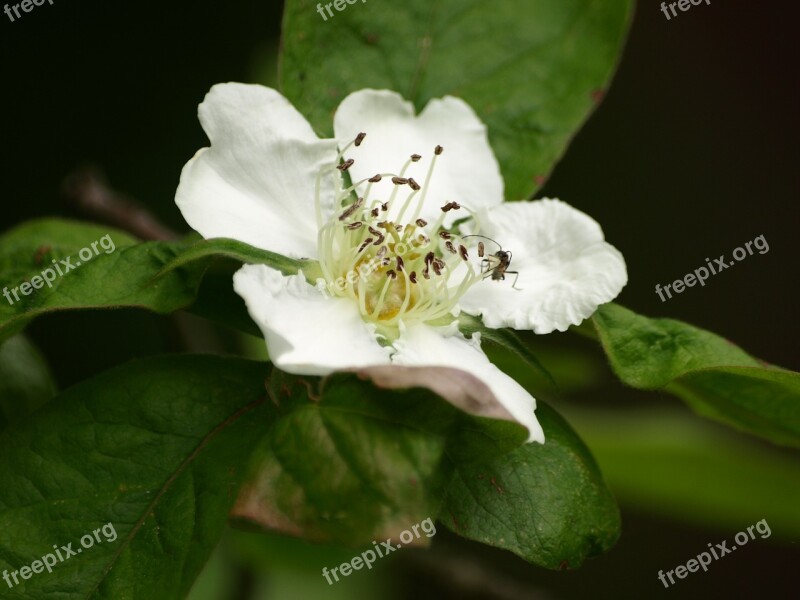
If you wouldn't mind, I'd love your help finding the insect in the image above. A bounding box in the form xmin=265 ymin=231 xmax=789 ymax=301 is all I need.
xmin=462 ymin=235 xmax=521 ymax=290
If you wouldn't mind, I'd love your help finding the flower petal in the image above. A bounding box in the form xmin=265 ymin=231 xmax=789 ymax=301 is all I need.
xmin=391 ymin=322 xmax=544 ymax=443
xmin=460 ymin=198 xmax=627 ymax=333
xmin=176 ymin=83 xmax=339 ymax=259
xmin=333 ymin=89 xmax=503 ymax=225
xmin=233 ymin=264 xmax=392 ymax=375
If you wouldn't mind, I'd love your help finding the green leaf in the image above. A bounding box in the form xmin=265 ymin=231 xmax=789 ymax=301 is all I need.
xmin=0 ymin=334 xmax=57 ymax=429
xmin=441 ymin=401 xmax=620 ymax=570
xmin=232 ymin=368 xmax=526 ymax=545
xmin=0 ymin=219 xmax=304 ymax=343
xmin=0 ymin=355 xmax=272 ymax=600
xmin=563 ymin=407 xmax=800 ymax=541
xmin=591 ymin=303 xmax=800 ymax=448
xmin=280 ymin=0 xmax=634 ymax=199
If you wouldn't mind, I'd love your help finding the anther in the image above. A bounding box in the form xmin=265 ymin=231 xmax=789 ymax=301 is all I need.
xmin=424 ymin=252 xmax=435 ymax=266
xmin=435 ymin=145 xmax=444 ymax=155
xmin=339 ymin=197 xmax=364 ymax=221
xmin=438 ymin=231 xmax=452 ymax=240
xmin=355 ymin=132 xmax=366 ymax=147
xmin=408 ymin=178 xmax=421 ymax=191
xmin=346 ymin=221 xmax=364 ymax=230
xmin=392 ymin=176 xmax=409 ymax=185
xmin=411 ymin=154 xmax=421 ymax=162
xmin=387 ymin=270 xmax=397 ymax=280
xmin=478 ymin=242 xmax=485 ymax=257
xmin=459 ymin=245 xmax=469 ymax=261
xmin=381 ymin=202 xmax=389 ymax=212
xmin=409 ymin=271 xmax=418 ymax=283
xmin=369 ymin=174 xmax=382 ymax=183
xmin=371 ymin=208 xmax=379 ymax=218
xmin=415 ymin=219 xmax=427 ymax=227
xmin=445 ymin=241 xmax=456 ymax=254
xmin=441 ymin=202 xmax=461 ymax=212
xmin=337 ymin=158 xmax=355 ymax=171
xmin=432 ymin=260 xmax=443 ymax=276
xmin=358 ymin=238 xmax=374 ymax=253
xmin=376 ymin=246 xmax=387 ymax=259
xmin=396 ymin=256 xmax=405 ymax=271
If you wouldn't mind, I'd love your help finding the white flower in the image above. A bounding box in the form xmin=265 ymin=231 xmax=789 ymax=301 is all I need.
xmin=175 ymin=83 xmax=628 ymax=443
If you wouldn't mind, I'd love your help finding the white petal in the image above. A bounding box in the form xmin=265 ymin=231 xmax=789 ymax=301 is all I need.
xmin=176 ymin=83 xmax=338 ymax=259
xmin=391 ymin=323 xmax=544 ymax=443
xmin=460 ymin=198 xmax=627 ymax=334
xmin=233 ymin=264 xmax=392 ymax=375
xmin=333 ymin=89 xmax=503 ymax=225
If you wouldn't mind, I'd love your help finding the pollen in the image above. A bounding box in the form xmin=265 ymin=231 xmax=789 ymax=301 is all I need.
xmin=314 ymin=133 xmax=483 ymax=339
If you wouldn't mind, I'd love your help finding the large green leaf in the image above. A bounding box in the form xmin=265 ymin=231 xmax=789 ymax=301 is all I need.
xmin=279 ymin=0 xmax=634 ymax=199
xmin=0 ymin=219 xmax=302 ymax=343
xmin=0 ymin=355 xmax=272 ymax=600
xmin=591 ymin=303 xmax=800 ymax=448
xmin=441 ymin=401 xmax=620 ymax=570
xmin=0 ymin=334 xmax=57 ymax=429
xmin=232 ymin=369 xmax=527 ymax=544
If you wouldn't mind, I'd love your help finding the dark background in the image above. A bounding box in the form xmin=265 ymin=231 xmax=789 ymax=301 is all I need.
xmin=1 ymin=0 xmax=798 ymax=598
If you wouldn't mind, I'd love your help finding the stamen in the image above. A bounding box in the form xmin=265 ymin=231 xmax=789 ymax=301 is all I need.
xmin=408 ymin=178 xmax=421 ymax=191
xmin=409 ymin=271 xmax=418 ymax=283
xmin=339 ymin=197 xmax=364 ymax=221
xmin=459 ymin=245 xmax=469 ymax=261
xmin=346 ymin=222 xmax=364 ymax=230
xmin=441 ymin=202 xmax=461 ymax=212
xmin=411 ymin=154 xmax=422 ymax=162
xmin=445 ymin=241 xmax=457 ymax=254
xmin=355 ymin=132 xmax=367 ymax=146
xmin=369 ymin=174 xmax=382 ymax=183
xmin=396 ymin=256 xmax=405 ymax=271
xmin=435 ymin=145 xmax=444 ymax=155
xmin=337 ymin=158 xmax=355 ymax=171
xmin=387 ymin=270 xmax=397 ymax=279
xmin=416 ymin=219 xmax=427 ymax=227
xmin=478 ymin=242 xmax=485 ymax=257
xmin=392 ymin=177 xmax=409 ymax=185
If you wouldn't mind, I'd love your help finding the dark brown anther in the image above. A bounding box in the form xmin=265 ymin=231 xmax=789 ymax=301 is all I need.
xmin=478 ymin=241 xmax=485 ymax=257
xmin=395 ymin=225 xmax=404 ymax=232
xmin=438 ymin=231 xmax=452 ymax=239
xmin=346 ymin=221 xmax=364 ymax=230
xmin=373 ymin=234 xmax=385 ymax=246
xmin=369 ymin=174 xmax=383 ymax=183
xmin=409 ymin=271 xmax=418 ymax=283
xmin=408 ymin=178 xmax=421 ymax=191
xmin=422 ymin=266 xmax=431 ymax=279
xmin=392 ymin=176 xmax=409 ymax=185
xmin=338 ymin=197 xmax=364 ymax=221
xmin=387 ymin=269 xmax=397 ymax=280
xmin=445 ymin=241 xmax=456 ymax=254
xmin=396 ymin=256 xmax=405 ymax=271
xmin=381 ymin=202 xmax=389 ymax=212
xmin=415 ymin=219 xmax=428 ymax=227
xmin=371 ymin=208 xmax=379 ymax=218
xmin=425 ymin=252 xmax=435 ymax=266
xmin=432 ymin=260 xmax=443 ymax=276
xmin=459 ymin=245 xmax=469 ymax=261
xmin=435 ymin=145 xmax=444 ymax=155
xmin=358 ymin=238 xmax=374 ymax=252
xmin=369 ymin=226 xmax=381 ymax=237
xmin=441 ymin=202 xmax=461 ymax=212
xmin=382 ymin=258 xmax=391 ymax=266
xmin=355 ymin=132 xmax=366 ymax=146
xmin=337 ymin=158 xmax=355 ymax=171
xmin=411 ymin=154 xmax=422 ymax=162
